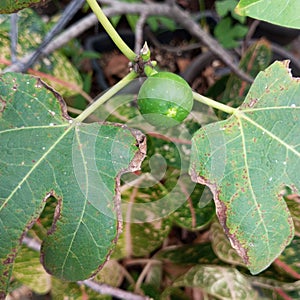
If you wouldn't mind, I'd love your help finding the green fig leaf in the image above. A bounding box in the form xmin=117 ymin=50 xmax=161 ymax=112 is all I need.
xmin=235 ymin=0 xmax=300 ymax=29
xmin=189 ymin=61 xmax=299 ymax=274
xmin=0 ymin=72 xmax=145 ymax=295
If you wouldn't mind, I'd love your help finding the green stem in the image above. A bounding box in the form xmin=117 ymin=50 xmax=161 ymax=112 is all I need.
xmin=192 ymin=91 xmax=236 ymax=114
xmin=75 ymin=71 xmax=138 ymax=122
xmin=86 ymin=0 xmax=137 ymax=61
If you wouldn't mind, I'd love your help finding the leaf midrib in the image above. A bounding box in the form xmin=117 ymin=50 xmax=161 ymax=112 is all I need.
xmin=237 ymin=114 xmax=270 ymax=261
xmin=60 ymin=128 xmax=89 ymax=275
xmin=236 ymin=110 xmax=300 ymax=158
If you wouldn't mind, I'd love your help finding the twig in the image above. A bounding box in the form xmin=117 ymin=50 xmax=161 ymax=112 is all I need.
xmin=168 ymin=4 xmax=253 ymax=83
xmin=145 ymin=27 xmax=203 ymax=54
xmin=22 ymin=0 xmax=85 ymax=72
xmin=245 ymin=20 xmax=260 ymax=45
xmin=179 ymin=180 xmax=196 ymax=228
xmin=123 ymin=258 xmax=161 ymax=266
xmin=124 ymin=187 xmax=138 ymax=256
xmin=3 ymin=13 xmax=98 ymax=73
xmin=4 ymin=1 xmax=253 ymax=83
xmin=135 ymin=260 xmax=154 ymax=293
xmin=10 ymin=13 xmax=18 ymax=64
xmin=274 ymin=288 xmax=293 ymax=300
xmin=4 ymin=0 xmax=86 ymax=73
xmin=78 ymin=280 xmax=150 ymax=300
xmin=103 ymin=1 xmax=253 ymax=82
xmin=22 ymin=235 xmax=41 ymax=251
xmin=118 ymin=264 xmax=136 ymax=286
xmin=274 ymin=259 xmax=300 ymax=280
xmin=134 ymin=13 xmax=148 ymax=53
xmin=22 ymin=236 xmax=150 ymax=300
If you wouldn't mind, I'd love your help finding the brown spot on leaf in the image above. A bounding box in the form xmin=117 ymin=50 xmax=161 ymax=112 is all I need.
xmin=248 ymin=98 xmax=258 ymax=108
xmin=3 ymin=255 xmax=14 ymax=265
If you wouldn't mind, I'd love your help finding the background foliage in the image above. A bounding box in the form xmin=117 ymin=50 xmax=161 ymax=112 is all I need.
xmin=1 ymin=0 xmax=300 ymax=299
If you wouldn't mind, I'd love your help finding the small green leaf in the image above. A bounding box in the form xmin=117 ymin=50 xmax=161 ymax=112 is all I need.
xmin=189 ymin=61 xmax=299 ymax=274
xmin=110 ymin=15 xmax=122 ymax=28
xmin=214 ymin=17 xmax=248 ymax=49
xmin=0 ymin=73 xmax=145 ymax=295
xmin=216 ymin=0 xmax=238 ymax=17
xmin=216 ymin=0 xmax=246 ymax=23
xmin=0 ymin=0 xmax=44 ymax=13
xmin=172 ymin=265 xmax=259 ymax=299
xmin=235 ymin=0 xmax=300 ymax=29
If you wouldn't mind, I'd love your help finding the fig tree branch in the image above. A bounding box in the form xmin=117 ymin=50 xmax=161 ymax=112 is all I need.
xmin=4 ymin=0 xmax=253 ymax=83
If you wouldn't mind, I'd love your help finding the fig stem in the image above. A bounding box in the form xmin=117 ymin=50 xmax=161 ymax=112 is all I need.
xmin=86 ymin=0 xmax=137 ymax=61
xmin=193 ymin=92 xmax=236 ymax=114
xmin=75 ymin=71 xmax=138 ymax=122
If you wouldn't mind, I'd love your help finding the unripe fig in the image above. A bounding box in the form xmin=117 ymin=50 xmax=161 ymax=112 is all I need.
xmin=137 ymin=72 xmax=193 ymax=127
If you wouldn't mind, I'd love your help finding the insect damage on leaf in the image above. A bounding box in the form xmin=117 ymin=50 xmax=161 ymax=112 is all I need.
xmin=189 ymin=60 xmax=299 ymax=274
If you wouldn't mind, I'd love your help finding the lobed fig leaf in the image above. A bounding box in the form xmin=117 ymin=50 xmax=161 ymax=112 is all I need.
xmin=0 ymin=72 xmax=146 ymax=296
xmin=189 ymin=61 xmax=299 ymax=274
